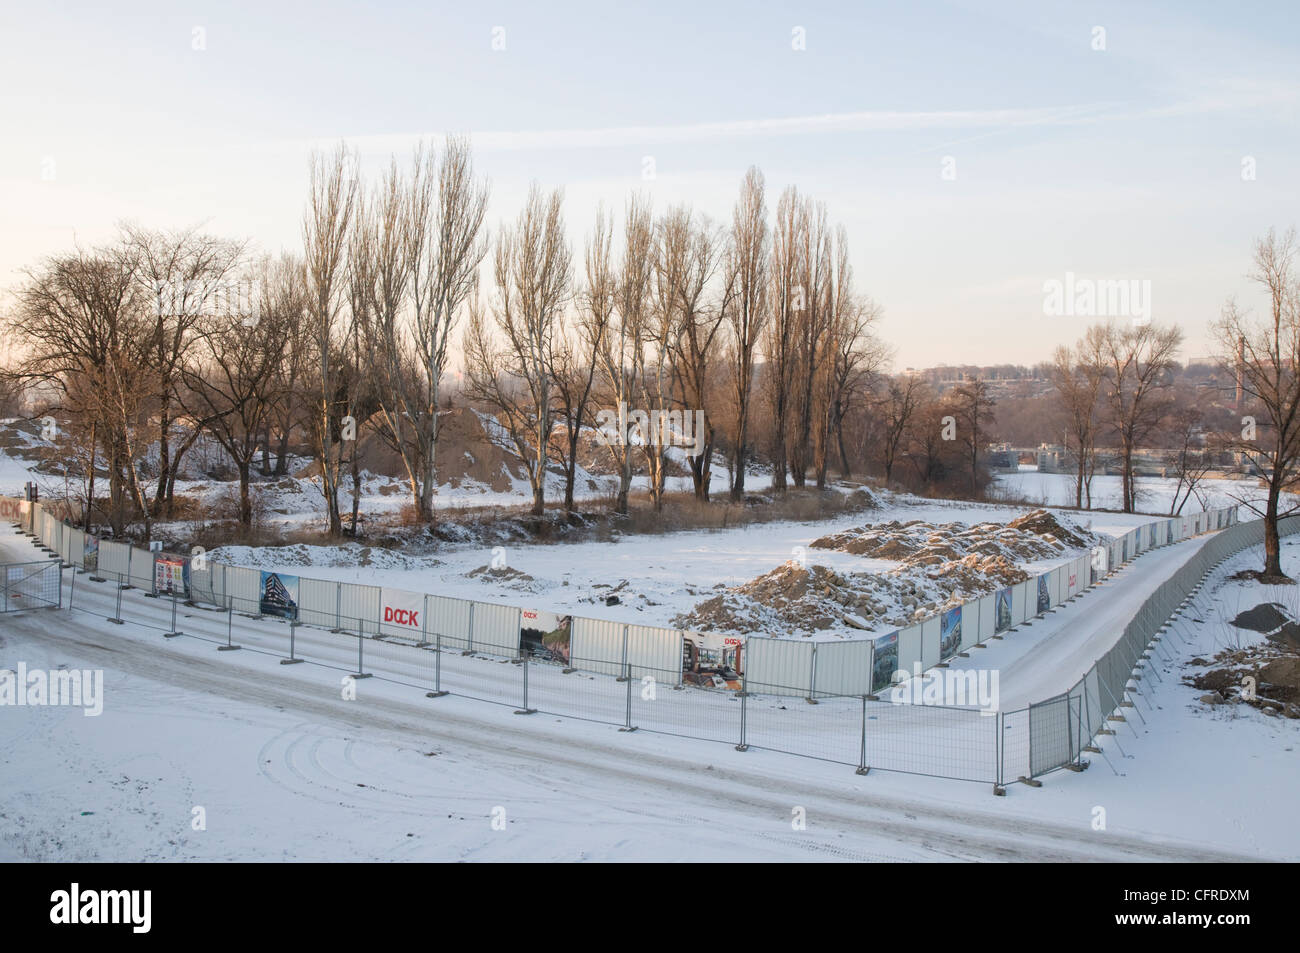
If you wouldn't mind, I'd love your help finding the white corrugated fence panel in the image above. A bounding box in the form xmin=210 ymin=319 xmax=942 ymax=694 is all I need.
xmin=128 ymin=547 xmax=154 ymax=592
xmin=920 ymin=616 xmax=940 ymax=669
xmin=745 ymin=636 xmax=813 ymax=696
xmin=469 ymin=601 xmax=520 ymax=659
xmin=338 ymin=582 xmax=380 ymax=634
xmin=297 ymin=577 xmax=339 ymax=629
xmin=570 ymin=616 xmax=626 ymax=676
xmin=626 ymin=624 xmax=683 ymax=681
xmin=811 ymin=640 xmax=873 ymax=698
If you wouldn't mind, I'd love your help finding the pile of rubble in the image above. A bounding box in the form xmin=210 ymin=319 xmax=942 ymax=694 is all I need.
xmin=674 ymin=508 xmax=1091 ymax=639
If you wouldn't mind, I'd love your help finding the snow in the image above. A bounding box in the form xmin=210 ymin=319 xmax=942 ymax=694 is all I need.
xmin=1 ymin=523 xmax=1295 ymax=860
xmin=210 ymin=494 xmax=1104 ymax=639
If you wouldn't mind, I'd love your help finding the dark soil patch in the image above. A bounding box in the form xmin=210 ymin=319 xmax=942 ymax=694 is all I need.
xmin=1231 ymin=602 xmax=1291 ymax=633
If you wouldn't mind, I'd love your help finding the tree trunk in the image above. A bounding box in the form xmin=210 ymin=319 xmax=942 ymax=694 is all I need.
xmin=1265 ymin=479 xmax=1283 ymax=577
xmin=238 ymin=460 xmax=252 ymax=526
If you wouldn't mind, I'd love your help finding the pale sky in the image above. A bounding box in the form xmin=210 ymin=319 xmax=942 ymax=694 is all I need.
xmin=2 ymin=0 xmax=1297 ymax=367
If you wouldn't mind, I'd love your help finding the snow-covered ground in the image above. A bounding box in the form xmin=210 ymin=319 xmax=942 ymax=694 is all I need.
xmin=1 ymin=522 xmax=1295 ymax=860
xmin=211 ymin=493 xmax=1104 ymax=638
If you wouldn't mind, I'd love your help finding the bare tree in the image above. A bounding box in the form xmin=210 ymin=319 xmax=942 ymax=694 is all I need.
xmin=763 ymin=186 xmax=805 ymax=492
xmin=789 ymin=198 xmax=832 ymax=488
xmin=591 ymin=197 xmax=653 ymax=515
xmin=5 ymin=241 xmax=150 ymax=536
xmin=1214 ymin=227 xmax=1300 ymax=578
xmin=301 ymin=144 xmax=360 ymax=536
xmin=661 ymin=209 xmax=727 ymax=500
xmin=879 ymin=373 xmax=925 ymax=484
xmin=126 ymin=224 xmax=246 ymax=517
xmin=1051 ymin=333 xmax=1105 ymax=508
xmin=463 ymin=184 xmax=572 ymax=517
xmin=1096 ymin=320 xmax=1183 ymax=513
xmin=949 ymin=375 xmax=997 ymax=494
xmin=409 ymin=137 xmax=489 ymax=521
xmin=181 ymin=258 xmax=291 ymax=526
xmin=820 ymin=230 xmax=885 ymax=484
xmin=1164 ymin=404 xmax=1213 ymax=516
xmin=725 ymin=167 xmax=769 ymax=501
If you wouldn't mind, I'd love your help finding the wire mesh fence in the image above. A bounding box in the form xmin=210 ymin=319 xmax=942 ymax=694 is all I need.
xmin=9 ymin=506 xmax=1293 ymax=791
xmin=0 ymin=559 xmax=62 ymax=612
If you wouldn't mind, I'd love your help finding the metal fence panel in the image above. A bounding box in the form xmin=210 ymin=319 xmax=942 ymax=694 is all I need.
xmin=570 ymin=616 xmax=626 ymax=676
xmin=920 ymin=615 xmax=941 ymax=669
xmin=1011 ymin=579 xmax=1031 ymax=625
xmin=297 ymin=577 xmax=339 ymax=629
xmin=1028 ymin=693 xmax=1073 ymax=777
xmin=627 ymin=624 xmax=683 ymax=683
xmin=469 ymin=601 xmax=521 ymax=659
xmin=744 ymin=636 xmax=813 ymax=695
xmin=424 ymin=594 xmax=473 ymax=652
xmin=336 ymin=582 xmax=380 ymax=634
xmin=973 ymin=594 xmax=994 ymax=648
xmin=898 ymin=622 xmax=923 ymax=678
xmin=810 ymin=640 xmax=873 ymax=698
xmin=99 ymin=540 xmax=130 ymax=577
xmin=128 ymin=547 xmax=155 ymax=592
xmin=226 ymin=565 xmax=262 ymax=614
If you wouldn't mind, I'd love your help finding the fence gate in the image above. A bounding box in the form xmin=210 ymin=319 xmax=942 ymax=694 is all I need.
xmin=1 ymin=560 xmax=62 ymax=612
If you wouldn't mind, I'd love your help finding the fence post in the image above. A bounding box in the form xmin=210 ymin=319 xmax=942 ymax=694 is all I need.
xmin=110 ymin=573 xmax=124 ymax=624
xmin=426 ymin=631 xmax=447 ymax=698
xmin=621 ymin=660 xmax=635 ymax=731
xmin=66 ymin=563 xmax=73 ymax=610
xmin=806 ymin=643 xmax=818 ymax=705
xmin=218 ymin=594 xmax=241 ymax=651
xmin=353 ymin=624 xmax=371 ymax=679
xmin=280 ymin=617 xmax=301 ymax=664
xmin=164 ymin=586 xmax=181 ymax=638
xmin=735 ymin=673 xmax=748 ymax=752
xmin=514 ymin=644 xmax=536 ymax=715
xmin=856 ymin=695 xmax=869 ymax=775
xmin=464 ymin=602 xmax=475 ymax=655
xmin=331 ymin=582 xmax=342 ymax=632
xmin=993 ymin=712 xmax=1006 ymax=795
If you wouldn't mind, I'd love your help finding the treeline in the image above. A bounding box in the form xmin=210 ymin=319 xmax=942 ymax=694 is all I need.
xmin=0 ymin=139 xmax=888 ymax=538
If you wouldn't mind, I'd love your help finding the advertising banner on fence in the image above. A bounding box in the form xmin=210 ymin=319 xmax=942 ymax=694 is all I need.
xmin=1036 ymin=574 xmax=1051 ymax=614
xmin=872 ymin=631 xmax=899 ymax=694
xmin=0 ymin=498 xmax=23 ymax=523
xmin=995 ymin=588 xmax=1012 ymax=631
xmin=683 ymin=630 xmax=743 ymax=689
xmin=260 ymin=571 xmax=299 ymax=620
xmin=939 ymin=605 xmax=962 ymax=658
xmin=154 ymin=555 xmax=189 ymax=596
xmin=520 ymin=608 xmax=572 ymax=663
xmin=83 ymin=536 xmax=98 ymax=572
xmin=380 ymin=588 xmax=423 ymax=636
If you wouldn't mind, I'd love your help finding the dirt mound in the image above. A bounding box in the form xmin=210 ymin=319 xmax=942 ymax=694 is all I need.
xmin=672 ymin=549 xmax=1033 ymax=638
xmin=1006 ymin=509 xmax=1088 ymax=547
xmin=466 ymin=564 xmax=534 ymax=583
xmin=1231 ymin=602 xmax=1290 ymax=633
xmin=810 ymin=511 xmax=1088 ymax=573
